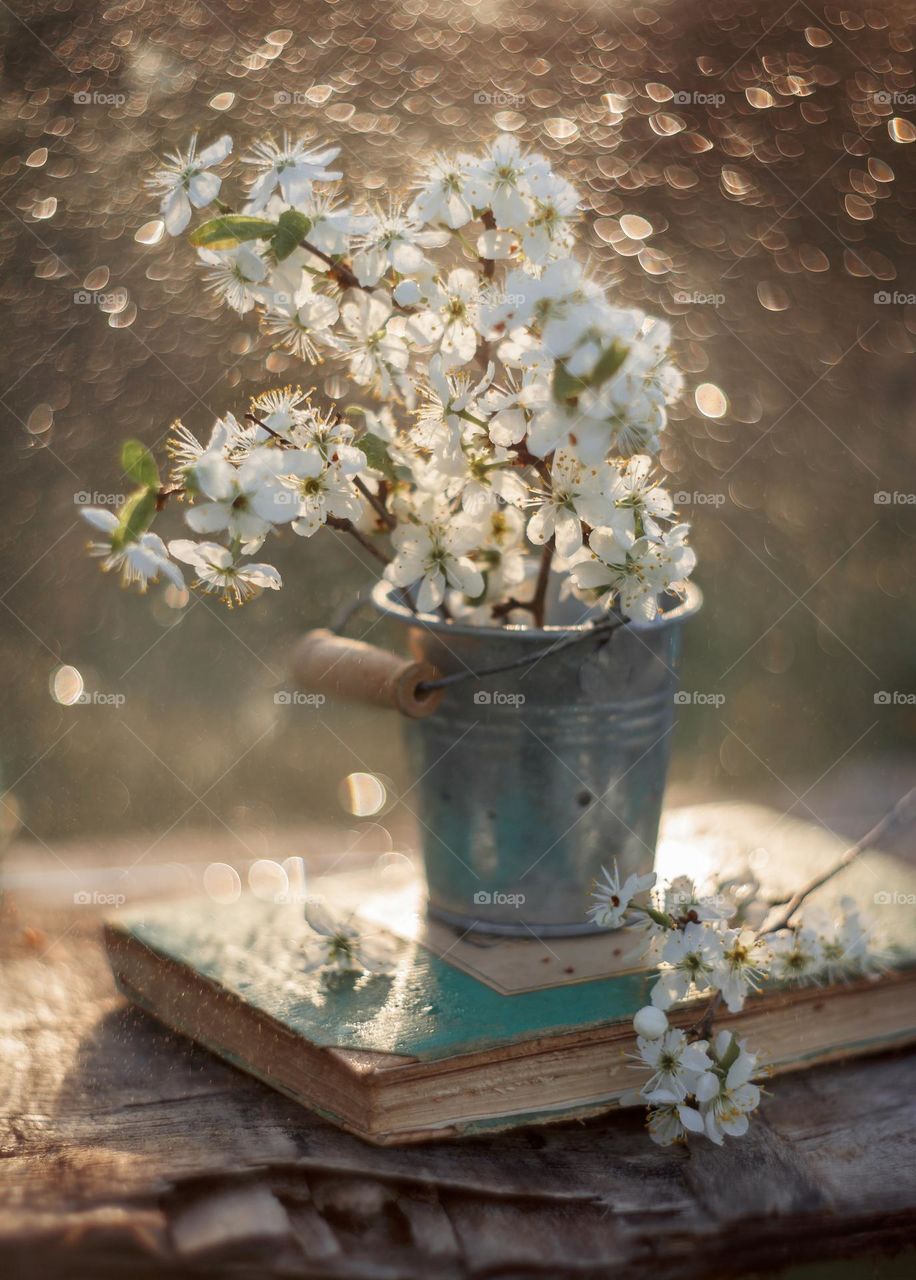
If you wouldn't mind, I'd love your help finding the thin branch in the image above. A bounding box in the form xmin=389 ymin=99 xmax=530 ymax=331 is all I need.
xmin=354 ymin=475 xmax=396 ymax=529
xmin=326 ymin=515 xmax=391 ymax=566
xmin=531 ymin=540 xmax=555 ymax=628
xmin=477 ymin=209 xmax=496 ymax=371
xmin=763 ymin=785 xmax=916 ymax=935
xmin=244 ymin=413 xmax=294 ymax=446
xmin=491 ymin=595 xmax=537 ymax=623
xmin=299 ymin=240 xmax=413 ymax=313
xmin=511 ymin=438 xmax=552 ymax=487
xmin=685 ymin=991 xmax=722 ymax=1039
xmin=479 ymin=210 xmax=497 ymax=281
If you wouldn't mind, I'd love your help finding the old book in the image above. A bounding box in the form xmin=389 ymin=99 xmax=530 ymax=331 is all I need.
xmin=105 ymin=804 xmax=916 ymax=1145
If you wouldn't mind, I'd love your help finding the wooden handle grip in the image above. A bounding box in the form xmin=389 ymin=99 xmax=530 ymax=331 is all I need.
xmin=290 ymin=629 xmax=444 ymax=719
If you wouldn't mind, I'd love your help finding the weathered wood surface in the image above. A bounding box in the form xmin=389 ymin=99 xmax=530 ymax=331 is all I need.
xmin=3 ymin=820 xmax=916 ymax=1279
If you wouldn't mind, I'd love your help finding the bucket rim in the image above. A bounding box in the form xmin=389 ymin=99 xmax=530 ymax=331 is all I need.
xmin=371 ymin=579 xmax=703 ymax=641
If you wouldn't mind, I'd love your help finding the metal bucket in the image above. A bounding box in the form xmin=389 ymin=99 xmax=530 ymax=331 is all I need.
xmin=371 ymin=581 xmax=703 ymax=935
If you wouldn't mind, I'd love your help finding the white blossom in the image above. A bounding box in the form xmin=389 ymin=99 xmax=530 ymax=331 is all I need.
xmin=409 ymin=153 xmax=474 ymax=229
xmin=262 ymin=283 xmax=340 ymax=361
xmin=168 ymin=540 xmax=281 ymax=605
xmin=462 ymin=133 xmax=550 ymax=229
xmin=633 ymin=1027 xmax=713 ymax=1101
xmin=385 ymin=503 xmax=485 ymax=612
xmin=294 ymin=190 xmax=368 ymax=255
xmin=243 ymin=135 xmax=342 ymax=211
xmin=518 ymin=172 xmax=579 ymax=264
xmin=289 ymin=462 xmax=363 ymax=539
xmin=699 ymin=1031 xmax=762 ymax=1144
xmin=248 ymin=387 xmax=310 ymax=439
xmin=450 ymin=507 xmax=529 ymax=620
xmin=339 ymin=291 xmax=409 ymax=396
xmin=567 ymin=525 xmax=696 ymax=622
xmin=645 ymin=1095 xmax=706 ymax=1146
xmin=183 ymin=449 xmax=301 ymax=546
xmin=82 ymin=508 xmax=184 ymax=592
xmin=588 ymin=862 xmax=657 ymax=929
xmin=198 ymin=244 xmax=269 ymax=314
xmin=351 ymin=206 xmax=446 ymax=287
xmin=527 ymin=452 xmax=620 ymax=558
xmin=147 ymin=133 xmax=232 ymax=236
xmin=767 ymin=925 xmax=823 ymax=984
xmin=651 ymin=921 xmax=723 ymax=1009
xmin=303 ymin=900 xmax=397 ymax=975
xmin=712 ymin=928 xmax=771 ymax=1012
xmin=413 ymin=357 xmax=493 ymax=450
xmin=662 ymin=875 xmax=734 ymax=925
xmin=406 ymin=268 xmax=482 ymax=370
xmin=808 ymin=897 xmax=882 ymax=981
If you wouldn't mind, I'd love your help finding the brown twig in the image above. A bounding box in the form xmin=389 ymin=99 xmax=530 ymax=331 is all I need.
xmin=762 ymin=785 xmax=916 ymax=935
xmin=511 ymin=439 xmax=552 ymax=487
xmin=326 ymin=516 xmax=391 ymax=566
xmin=531 ymin=540 xmax=555 ymax=628
xmin=354 ymin=475 xmax=396 ymax=530
xmin=685 ymin=991 xmax=723 ymax=1039
xmin=489 ymin=540 xmax=554 ymax=628
xmin=299 ymin=239 xmax=413 ymax=313
xmin=244 ymin=413 xmax=294 ymax=446
xmin=477 ymin=209 xmax=496 ymax=371
xmin=491 ymin=595 xmax=537 ymax=623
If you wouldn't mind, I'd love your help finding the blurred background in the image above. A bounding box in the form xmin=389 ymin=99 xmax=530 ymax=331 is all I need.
xmin=2 ymin=0 xmax=915 ymax=882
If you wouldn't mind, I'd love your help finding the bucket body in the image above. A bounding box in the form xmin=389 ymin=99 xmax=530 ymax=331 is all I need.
xmin=372 ymin=582 xmax=702 ymax=935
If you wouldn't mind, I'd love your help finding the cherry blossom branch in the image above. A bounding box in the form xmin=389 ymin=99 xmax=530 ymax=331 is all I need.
xmin=683 ymin=783 xmax=916 ymax=1040
xmin=243 ymin=414 xmax=392 ymax=563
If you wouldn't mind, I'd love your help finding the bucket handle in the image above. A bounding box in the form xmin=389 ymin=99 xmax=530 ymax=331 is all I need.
xmin=290 ymin=615 xmax=629 ymax=719
xmin=290 ymin=629 xmax=444 ymax=719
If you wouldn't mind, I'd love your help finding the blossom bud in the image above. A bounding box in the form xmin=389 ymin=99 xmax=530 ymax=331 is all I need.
xmin=633 ymin=1005 xmax=668 ymax=1039
xmin=393 ymin=279 xmax=422 ymax=306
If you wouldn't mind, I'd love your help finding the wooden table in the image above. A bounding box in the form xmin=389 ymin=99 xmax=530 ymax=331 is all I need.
xmin=3 ymin=818 xmax=916 ymax=1279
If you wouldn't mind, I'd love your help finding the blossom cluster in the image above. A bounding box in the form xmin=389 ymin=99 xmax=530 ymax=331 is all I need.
xmin=590 ymin=865 xmax=884 ymax=1146
xmin=81 ymin=129 xmax=695 ymax=626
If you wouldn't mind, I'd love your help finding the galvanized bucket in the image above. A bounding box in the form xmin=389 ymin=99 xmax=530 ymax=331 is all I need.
xmin=371 ymin=581 xmax=703 ymax=935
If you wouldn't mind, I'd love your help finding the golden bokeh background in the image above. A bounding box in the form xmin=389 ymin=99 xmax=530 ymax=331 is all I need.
xmin=2 ymin=0 xmax=915 ymax=855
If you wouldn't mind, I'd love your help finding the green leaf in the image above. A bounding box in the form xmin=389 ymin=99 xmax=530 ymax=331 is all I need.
xmin=188 ymin=215 xmax=278 ymax=250
xmin=552 ymin=341 xmax=630 ymax=405
xmin=590 ymin=338 xmax=629 ymax=387
xmin=111 ymin=488 xmax=158 ymax=552
xmin=356 ymin=432 xmax=397 ymax=481
xmin=552 ymin=362 xmax=587 ymax=405
xmin=716 ymin=1032 xmax=741 ymax=1073
xmin=645 ymin=906 xmax=676 ymax=929
xmin=120 ymin=439 xmax=159 ymax=490
xmin=271 ymin=209 xmax=313 ymax=261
